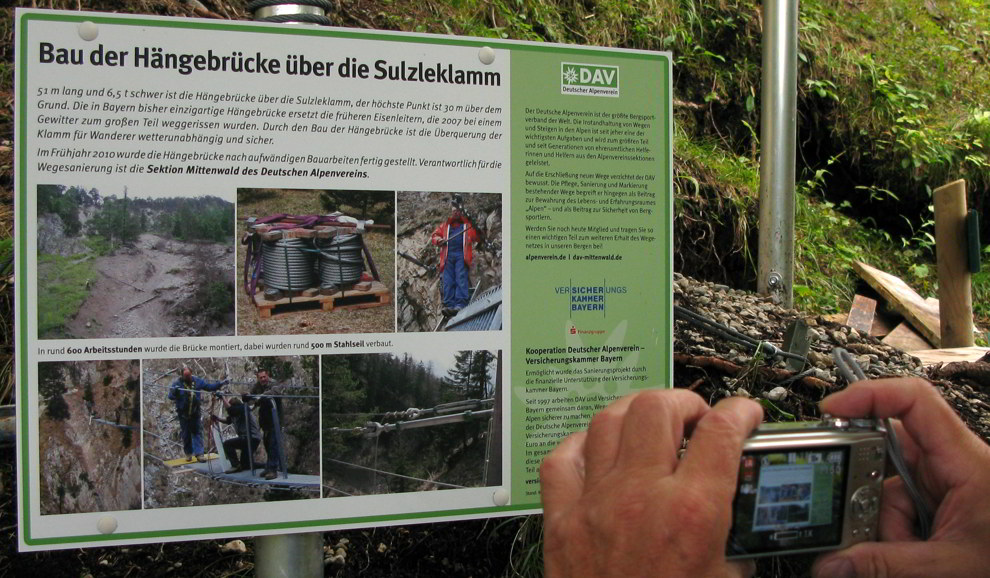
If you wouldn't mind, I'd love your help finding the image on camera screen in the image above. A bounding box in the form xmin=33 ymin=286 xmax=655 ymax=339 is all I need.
xmin=727 ymin=447 xmax=848 ymax=556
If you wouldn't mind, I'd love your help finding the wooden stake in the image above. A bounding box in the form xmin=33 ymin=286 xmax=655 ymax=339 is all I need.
xmin=934 ymin=179 xmax=975 ymax=348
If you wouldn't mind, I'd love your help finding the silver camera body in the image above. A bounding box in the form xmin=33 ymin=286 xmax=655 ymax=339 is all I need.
xmin=726 ymin=417 xmax=886 ymax=558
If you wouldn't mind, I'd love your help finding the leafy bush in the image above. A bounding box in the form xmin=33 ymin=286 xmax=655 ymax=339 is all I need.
xmin=198 ymin=280 xmax=233 ymax=323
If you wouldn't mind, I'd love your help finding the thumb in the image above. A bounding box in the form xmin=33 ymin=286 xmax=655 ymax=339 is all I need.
xmin=813 ymin=542 xmax=969 ymax=578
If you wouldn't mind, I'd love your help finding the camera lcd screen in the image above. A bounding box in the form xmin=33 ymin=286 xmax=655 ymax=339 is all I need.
xmin=727 ymin=447 xmax=849 ymax=556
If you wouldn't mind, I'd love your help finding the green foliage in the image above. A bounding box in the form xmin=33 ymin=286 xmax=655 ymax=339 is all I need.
xmin=83 ymin=236 xmax=112 ymax=256
xmin=196 ymin=280 xmax=233 ymax=323
xmin=37 ymin=185 xmax=93 ymax=236
xmin=87 ymin=194 xmax=141 ymax=246
xmin=37 ymin=253 xmax=94 ymax=337
xmin=973 ymin=258 xmax=990 ymax=324
xmin=444 ymin=350 xmax=496 ymax=401
xmin=39 ymin=362 xmax=69 ymax=421
xmin=150 ymin=196 xmax=235 ymax=242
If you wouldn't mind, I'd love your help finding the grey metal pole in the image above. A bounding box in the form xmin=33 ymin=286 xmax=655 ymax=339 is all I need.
xmin=246 ymin=4 xmax=332 ymax=574
xmin=255 ymin=533 xmax=324 ymax=578
xmin=757 ymin=0 xmax=799 ymax=307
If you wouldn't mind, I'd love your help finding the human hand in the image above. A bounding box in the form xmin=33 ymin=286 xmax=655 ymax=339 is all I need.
xmin=813 ymin=377 xmax=990 ymax=577
xmin=540 ymin=389 xmax=763 ymax=578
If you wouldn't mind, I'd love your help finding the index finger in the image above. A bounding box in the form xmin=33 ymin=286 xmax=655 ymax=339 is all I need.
xmin=676 ymin=396 xmax=763 ymax=498
xmin=821 ymin=378 xmax=981 ymax=465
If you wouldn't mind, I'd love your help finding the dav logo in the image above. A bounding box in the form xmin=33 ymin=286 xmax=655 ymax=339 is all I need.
xmin=561 ymin=62 xmax=619 ymax=97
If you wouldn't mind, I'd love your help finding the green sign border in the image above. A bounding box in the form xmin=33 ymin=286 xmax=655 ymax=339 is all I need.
xmin=17 ymin=9 xmax=672 ymax=547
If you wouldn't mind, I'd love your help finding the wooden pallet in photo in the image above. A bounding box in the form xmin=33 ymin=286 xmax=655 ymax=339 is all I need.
xmin=252 ymin=281 xmax=391 ymax=318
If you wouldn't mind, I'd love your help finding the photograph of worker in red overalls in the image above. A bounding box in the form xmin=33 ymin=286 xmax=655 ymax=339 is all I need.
xmin=431 ymin=198 xmax=479 ymax=317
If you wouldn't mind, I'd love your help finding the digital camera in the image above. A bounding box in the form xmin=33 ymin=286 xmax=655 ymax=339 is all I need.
xmin=726 ymin=417 xmax=886 ymax=558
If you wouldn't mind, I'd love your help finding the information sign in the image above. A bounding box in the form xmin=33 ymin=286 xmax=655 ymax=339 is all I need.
xmin=15 ymin=9 xmax=672 ymax=550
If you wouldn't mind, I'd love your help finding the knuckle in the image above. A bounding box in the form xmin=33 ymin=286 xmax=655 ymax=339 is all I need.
xmin=697 ymin=407 xmax=744 ymax=439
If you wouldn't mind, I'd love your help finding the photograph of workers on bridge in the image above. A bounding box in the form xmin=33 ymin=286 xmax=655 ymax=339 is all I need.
xmin=396 ymin=192 xmax=502 ymax=333
xmin=141 ymin=355 xmax=320 ymax=508
xmin=236 ymin=188 xmax=395 ymax=335
xmin=38 ymin=359 xmax=141 ymax=515
xmin=322 ymin=350 xmax=501 ymax=497
xmin=36 ymin=184 xmax=236 ymax=340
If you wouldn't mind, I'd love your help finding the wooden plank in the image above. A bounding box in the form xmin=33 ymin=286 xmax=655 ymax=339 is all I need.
xmin=845 ymin=294 xmax=877 ymax=334
xmin=853 ymin=261 xmax=941 ymax=347
xmin=869 ymin=311 xmax=897 ymax=338
xmin=881 ymin=321 xmax=933 ymax=352
xmin=908 ymin=346 xmax=990 ymax=366
xmin=164 ymin=453 xmax=220 ymax=467
xmin=934 ymin=180 xmax=975 ymax=347
xmin=253 ymin=281 xmax=390 ymax=318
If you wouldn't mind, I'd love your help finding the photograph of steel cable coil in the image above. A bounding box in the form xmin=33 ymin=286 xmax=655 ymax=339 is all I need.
xmin=396 ymin=191 xmax=502 ymax=332
xmin=236 ymin=188 xmax=395 ymax=335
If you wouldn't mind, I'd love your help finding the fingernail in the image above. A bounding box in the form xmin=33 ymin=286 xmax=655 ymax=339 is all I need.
xmin=816 ymin=557 xmax=855 ymax=578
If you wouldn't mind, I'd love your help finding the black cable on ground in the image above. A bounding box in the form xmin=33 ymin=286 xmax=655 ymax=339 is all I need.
xmin=674 ymin=304 xmax=808 ymax=365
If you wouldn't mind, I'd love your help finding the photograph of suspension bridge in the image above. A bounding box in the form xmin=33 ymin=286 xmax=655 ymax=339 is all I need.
xmin=141 ymin=355 xmax=321 ymax=508
xmin=38 ymin=359 xmax=141 ymax=515
xmin=236 ymin=188 xmax=395 ymax=336
xmin=322 ymin=350 xmax=502 ymax=497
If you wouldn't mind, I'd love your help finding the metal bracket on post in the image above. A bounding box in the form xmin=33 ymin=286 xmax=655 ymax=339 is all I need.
xmin=781 ymin=319 xmax=810 ymax=373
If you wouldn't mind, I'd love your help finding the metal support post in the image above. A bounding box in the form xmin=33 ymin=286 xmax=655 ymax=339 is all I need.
xmin=247 ymin=4 xmax=331 ymax=575
xmin=255 ymin=533 xmax=323 ymax=578
xmin=757 ymin=0 xmax=798 ymax=307
xmin=272 ymin=402 xmax=288 ymax=478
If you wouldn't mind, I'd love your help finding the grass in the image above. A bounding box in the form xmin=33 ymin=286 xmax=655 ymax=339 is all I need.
xmin=37 ymin=253 xmax=94 ymax=337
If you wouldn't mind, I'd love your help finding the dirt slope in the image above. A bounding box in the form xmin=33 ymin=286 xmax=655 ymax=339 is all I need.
xmin=64 ymin=233 xmax=234 ymax=338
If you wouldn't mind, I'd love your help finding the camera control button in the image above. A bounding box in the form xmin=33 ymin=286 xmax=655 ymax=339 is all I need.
xmin=870 ymin=470 xmax=881 ymax=480
xmin=851 ymin=487 xmax=880 ymax=521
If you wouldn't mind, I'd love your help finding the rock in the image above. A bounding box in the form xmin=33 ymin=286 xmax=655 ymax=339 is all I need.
xmin=734 ymin=387 xmax=751 ymax=398
xmin=766 ymin=386 xmax=788 ymax=401
xmin=808 ymin=351 xmax=833 ymax=367
xmin=221 ymin=539 xmax=247 ymax=554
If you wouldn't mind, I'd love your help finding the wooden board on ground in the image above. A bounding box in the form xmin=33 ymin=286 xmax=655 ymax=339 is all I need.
xmin=854 ymin=261 xmax=941 ymax=347
xmin=164 ymin=453 xmax=220 ymax=467
xmin=869 ymin=311 xmax=898 ymax=338
xmin=908 ymin=346 xmax=990 ymax=366
xmin=253 ymin=281 xmax=390 ymax=318
xmin=881 ymin=321 xmax=933 ymax=352
xmin=845 ymin=294 xmax=877 ymax=334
